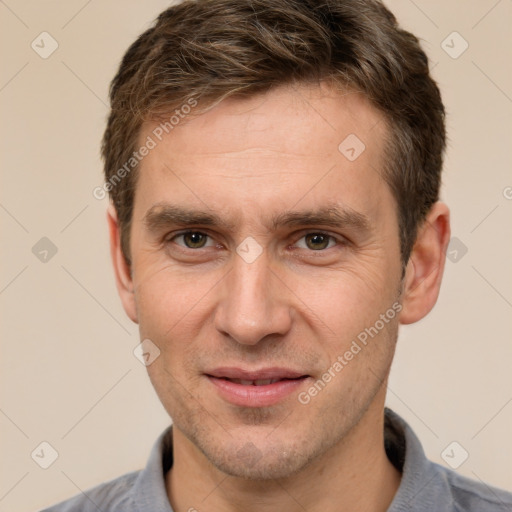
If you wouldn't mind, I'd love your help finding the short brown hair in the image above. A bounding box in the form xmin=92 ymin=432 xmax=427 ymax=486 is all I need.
xmin=102 ymin=0 xmax=446 ymax=270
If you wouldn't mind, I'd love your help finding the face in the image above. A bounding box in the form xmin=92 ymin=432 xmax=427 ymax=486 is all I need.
xmin=117 ymin=83 xmax=407 ymax=479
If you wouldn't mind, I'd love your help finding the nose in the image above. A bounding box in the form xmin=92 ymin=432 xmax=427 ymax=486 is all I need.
xmin=214 ymin=251 xmax=292 ymax=346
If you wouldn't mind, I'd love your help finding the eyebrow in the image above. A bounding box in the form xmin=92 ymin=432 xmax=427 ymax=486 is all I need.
xmin=143 ymin=202 xmax=372 ymax=234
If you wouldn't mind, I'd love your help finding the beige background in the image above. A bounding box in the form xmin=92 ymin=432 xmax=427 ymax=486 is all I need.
xmin=1 ymin=1 xmax=511 ymax=511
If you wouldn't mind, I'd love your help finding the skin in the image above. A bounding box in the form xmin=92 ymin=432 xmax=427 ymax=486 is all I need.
xmin=108 ymin=82 xmax=450 ymax=512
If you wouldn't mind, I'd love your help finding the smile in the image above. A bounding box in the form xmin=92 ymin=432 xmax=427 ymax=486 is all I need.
xmin=205 ymin=368 xmax=310 ymax=407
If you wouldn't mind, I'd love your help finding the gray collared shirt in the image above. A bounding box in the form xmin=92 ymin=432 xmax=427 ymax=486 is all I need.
xmin=41 ymin=408 xmax=512 ymax=511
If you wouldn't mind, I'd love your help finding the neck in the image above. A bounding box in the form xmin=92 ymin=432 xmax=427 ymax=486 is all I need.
xmin=166 ymin=401 xmax=401 ymax=512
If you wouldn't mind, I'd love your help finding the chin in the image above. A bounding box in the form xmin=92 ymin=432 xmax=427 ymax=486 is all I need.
xmin=196 ymin=433 xmax=319 ymax=481
xmin=212 ymin=450 xmax=310 ymax=480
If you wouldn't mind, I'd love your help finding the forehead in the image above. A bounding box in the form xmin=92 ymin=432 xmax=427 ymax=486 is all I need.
xmin=133 ymin=83 xmax=393 ymax=232
xmin=143 ymin=84 xmax=387 ymax=157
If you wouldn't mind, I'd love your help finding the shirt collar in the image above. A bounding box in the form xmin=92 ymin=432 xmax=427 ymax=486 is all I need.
xmin=131 ymin=426 xmax=174 ymax=512
xmin=385 ymin=407 xmax=453 ymax=512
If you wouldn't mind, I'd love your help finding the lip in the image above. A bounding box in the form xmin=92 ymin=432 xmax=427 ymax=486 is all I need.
xmin=205 ymin=367 xmax=310 ymax=407
xmin=206 ymin=367 xmax=307 ymax=380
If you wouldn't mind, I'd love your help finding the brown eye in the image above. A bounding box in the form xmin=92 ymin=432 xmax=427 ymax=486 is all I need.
xmin=304 ymin=233 xmax=332 ymax=250
xmin=183 ymin=232 xmax=207 ymax=248
xmin=179 ymin=232 xmax=209 ymax=248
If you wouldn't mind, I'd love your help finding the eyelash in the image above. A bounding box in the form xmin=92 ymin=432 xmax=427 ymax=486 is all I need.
xmin=165 ymin=230 xmax=347 ymax=253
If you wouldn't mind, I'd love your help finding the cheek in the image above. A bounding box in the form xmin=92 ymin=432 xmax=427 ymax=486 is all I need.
xmin=289 ymin=262 xmax=395 ymax=337
xmin=133 ymin=256 xmax=216 ymax=335
xmin=133 ymin=261 xmax=228 ymax=389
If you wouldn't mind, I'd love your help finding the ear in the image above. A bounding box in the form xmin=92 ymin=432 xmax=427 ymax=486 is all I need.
xmin=399 ymin=201 xmax=451 ymax=325
xmin=107 ymin=204 xmax=138 ymax=324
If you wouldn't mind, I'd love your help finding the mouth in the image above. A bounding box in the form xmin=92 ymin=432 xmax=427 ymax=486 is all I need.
xmin=205 ymin=367 xmax=310 ymax=407
xmin=216 ymin=377 xmax=302 ymax=386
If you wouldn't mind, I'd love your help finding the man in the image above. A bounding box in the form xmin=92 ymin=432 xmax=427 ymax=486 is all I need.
xmin=43 ymin=0 xmax=512 ymax=510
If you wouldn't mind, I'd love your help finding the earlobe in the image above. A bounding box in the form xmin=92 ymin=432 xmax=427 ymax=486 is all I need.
xmin=107 ymin=204 xmax=138 ymax=324
xmin=399 ymin=202 xmax=451 ymax=325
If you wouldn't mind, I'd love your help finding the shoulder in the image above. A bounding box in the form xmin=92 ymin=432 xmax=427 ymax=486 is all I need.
xmin=438 ymin=464 xmax=512 ymax=511
xmin=39 ymin=425 xmax=174 ymax=512
xmin=40 ymin=470 xmax=140 ymax=512
xmin=384 ymin=408 xmax=512 ymax=511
